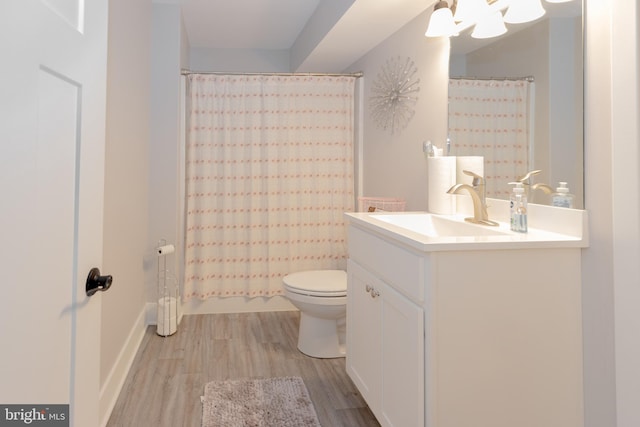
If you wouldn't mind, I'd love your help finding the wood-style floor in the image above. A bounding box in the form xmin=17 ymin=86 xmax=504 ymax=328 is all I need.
xmin=106 ymin=311 xmax=380 ymax=427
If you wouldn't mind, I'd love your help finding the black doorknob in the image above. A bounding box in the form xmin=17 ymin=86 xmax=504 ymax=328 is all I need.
xmin=86 ymin=267 xmax=113 ymax=296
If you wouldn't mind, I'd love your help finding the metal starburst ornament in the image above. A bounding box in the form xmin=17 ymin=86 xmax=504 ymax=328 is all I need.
xmin=370 ymin=56 xmax=420 ymax=134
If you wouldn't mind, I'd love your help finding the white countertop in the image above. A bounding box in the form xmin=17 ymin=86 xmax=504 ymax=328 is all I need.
xmin=345 ymin=205 xmax=589 ymax=252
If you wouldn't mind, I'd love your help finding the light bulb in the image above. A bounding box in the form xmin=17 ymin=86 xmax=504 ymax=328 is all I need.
xmin=472 ymin=11 xmax=508 ymax=39
xmin=425 ymin=2 xmax=457 ymax=37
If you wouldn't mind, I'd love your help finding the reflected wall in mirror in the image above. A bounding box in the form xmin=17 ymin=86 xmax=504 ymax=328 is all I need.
xmin=448 ymin=1 xmax=583 ymax=208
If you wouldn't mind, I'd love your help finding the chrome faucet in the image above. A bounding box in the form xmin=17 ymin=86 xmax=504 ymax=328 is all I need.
xmin=517 ymin=170 xmax=553 ymax=201
xmin=447 ymin=170 xmax=499 ymax=226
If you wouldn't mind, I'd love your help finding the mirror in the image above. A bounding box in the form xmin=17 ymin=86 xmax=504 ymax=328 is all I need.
xmin=448 ymin=1 xmax=583 ymax=208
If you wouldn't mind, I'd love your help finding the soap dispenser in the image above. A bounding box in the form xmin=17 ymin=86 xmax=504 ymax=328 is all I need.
xmin=509 ymin=182 xmax=528 ymax=233
xmin=551 ymin=182 xmax=575 ymax=208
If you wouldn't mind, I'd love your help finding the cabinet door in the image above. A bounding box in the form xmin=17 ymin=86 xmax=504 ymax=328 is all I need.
xmin=346 ymin=260 xmax=382 ymax=409
xmin=380 ymin=283 xmax=425 ymax=427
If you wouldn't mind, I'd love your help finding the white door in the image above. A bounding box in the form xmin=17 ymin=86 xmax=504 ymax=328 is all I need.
xmin=0 ymin=1 xmax=108 ymax=426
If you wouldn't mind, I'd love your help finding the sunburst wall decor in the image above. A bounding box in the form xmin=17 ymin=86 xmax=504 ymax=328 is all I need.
xmin=369 ymin=56 xmax=420 ymax=134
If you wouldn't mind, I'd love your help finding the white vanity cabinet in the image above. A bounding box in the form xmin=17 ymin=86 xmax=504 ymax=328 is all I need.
xmin=346 ymin=226 xmax=425 ymax=427
xmin=347 ymin=259 xmax=424 ymax=427
xmin=345 ymin=210 xmax=586 ymax=427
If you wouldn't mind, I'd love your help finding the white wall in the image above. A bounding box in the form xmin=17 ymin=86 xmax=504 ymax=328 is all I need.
xmin=583 ymin=0 xmax=640 ymax=426
xmin=609 ymin=1 xmax=640 ymax=425
xmin=582 ymin=1 xmax=616 ymax=424
xmin=101 ymin=0 xmax=151 ymax=422
xmin=190 ymin=47 xmax=289 ymax=72
xmin=345 ymin=10 xmax=450 ymax=210
xmin=289 ymin=0 xmax=355 ymax=71
xmin=149 ymin=3 xmax=185 ymax=302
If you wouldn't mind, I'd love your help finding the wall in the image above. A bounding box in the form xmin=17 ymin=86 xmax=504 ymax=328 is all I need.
xmin=100 ymin=0 xmax=151 ymax=422
xmin=149 ymin=3 xmax=186 ymax=305
xmin=582 ymin=1 xmax=617 ymax=426
xmin=290 ymin=0 xmax=355 ymax=71
xmin=345 ymin=10 xmax=449 ymax=210
xmin=582 ymin=0 xmax=640 ymax=425
xmin=190 ymin=47 xmax=289 ymax=72
xmin=608 ymin=0 xmax=640 ymax=425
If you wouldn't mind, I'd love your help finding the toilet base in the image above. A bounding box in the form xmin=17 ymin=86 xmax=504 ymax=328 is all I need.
xmin=297 ymin=312 xmax=346 ymax=359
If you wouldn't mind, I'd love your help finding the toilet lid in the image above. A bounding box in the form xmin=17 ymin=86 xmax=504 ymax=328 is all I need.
xmin=283 ymin=270 xmax=347 ymax=297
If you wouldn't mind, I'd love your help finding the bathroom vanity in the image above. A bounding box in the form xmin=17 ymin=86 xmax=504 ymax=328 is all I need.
xmin=344 ymin=204 xmax=588 ymax=427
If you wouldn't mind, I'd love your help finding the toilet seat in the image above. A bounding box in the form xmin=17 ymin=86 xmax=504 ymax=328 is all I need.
xmin=283 ymin=270 xmax=347 ymax=297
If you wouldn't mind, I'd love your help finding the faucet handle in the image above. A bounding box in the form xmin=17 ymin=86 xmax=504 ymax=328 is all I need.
xmin=462 ymin=169 xmax=484 ymax=187
xmin=517 ymin=169 xmax=542 ymax=183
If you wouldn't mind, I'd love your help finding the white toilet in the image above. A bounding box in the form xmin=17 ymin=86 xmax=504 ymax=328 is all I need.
xmin=282 ymin=270 xmax=347 ymax=358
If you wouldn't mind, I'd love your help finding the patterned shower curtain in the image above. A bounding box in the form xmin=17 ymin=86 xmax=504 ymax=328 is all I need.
xmin=184 ymin=74 xmax=356 ymax=300
xmin=448 ymin=78 xmax=532 ymax=198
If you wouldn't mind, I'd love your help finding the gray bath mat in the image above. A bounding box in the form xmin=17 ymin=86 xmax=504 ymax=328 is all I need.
xmin=201 ymin=376 xmax=321 ymax=427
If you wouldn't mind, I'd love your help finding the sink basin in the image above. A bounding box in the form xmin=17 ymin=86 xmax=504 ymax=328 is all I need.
xmin=371 ymin=213 xmax=509 ymax=237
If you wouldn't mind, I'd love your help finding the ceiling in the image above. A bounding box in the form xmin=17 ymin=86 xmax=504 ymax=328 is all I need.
xmin=180 ymin=0 xmax=322 ymax=50
xmin=178 ymin=0 xmax=582 ymax=71
xmin=178 ymin=0 xmax=433 ymax=72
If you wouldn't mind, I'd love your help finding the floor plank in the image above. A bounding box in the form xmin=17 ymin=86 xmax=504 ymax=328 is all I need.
xmin=107 ymin=311 xmax=379 ymax=427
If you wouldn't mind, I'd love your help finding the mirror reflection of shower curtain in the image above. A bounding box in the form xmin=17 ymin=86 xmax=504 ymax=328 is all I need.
xmin=183 ymin=74 xmax=356 ymax=300
xmin=448 ymin=78 xmax=533 ymax=198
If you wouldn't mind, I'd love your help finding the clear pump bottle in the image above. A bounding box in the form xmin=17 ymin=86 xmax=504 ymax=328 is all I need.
xmin=551 ymin=182 xmax=575 ymax=208
xmin=509 ymin=182 xmax=528 ymax=233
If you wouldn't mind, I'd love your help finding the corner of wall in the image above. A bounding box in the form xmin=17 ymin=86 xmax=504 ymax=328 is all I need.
xmin=581 ymin=1 xmax=618 ymax=426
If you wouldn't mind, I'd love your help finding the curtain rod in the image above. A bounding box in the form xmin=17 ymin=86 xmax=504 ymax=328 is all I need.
xmin=450 ymin=75 xmax=535 ymax=82
xmin=181 ymin=69 xmax=363 ymax=78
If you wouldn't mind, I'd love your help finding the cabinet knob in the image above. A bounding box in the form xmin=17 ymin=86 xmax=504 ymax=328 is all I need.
xmin=365 ymin=284 xmax=373 ymax=293
xmin=370 ymin=289 xmax=380 ymax=298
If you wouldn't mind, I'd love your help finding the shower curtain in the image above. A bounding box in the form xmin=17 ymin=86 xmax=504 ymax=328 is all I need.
xmin=184 ymin=74 xmax=356 ymax=300
xmin=448 ymin=78 xmax=532 ymax=198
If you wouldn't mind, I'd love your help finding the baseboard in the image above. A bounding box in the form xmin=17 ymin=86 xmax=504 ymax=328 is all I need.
xmin=145 ymin=293 xmax=296 ymax=318
xmin=99 ymin=306 xmax=147 ymax=427
xmin=183 ymin=295 xmax=297 ymax=314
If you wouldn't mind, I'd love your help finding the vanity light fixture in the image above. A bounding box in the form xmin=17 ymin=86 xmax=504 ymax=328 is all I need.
xmin=425 ymin=0 xmax=578 ymax=40
xmin=453 ymin=0 xmax=489 ymax=22
xmin=471 ymin=10 xmax=508 ymax=38
xmin=424 ymin=1 xmax=458 ymax=37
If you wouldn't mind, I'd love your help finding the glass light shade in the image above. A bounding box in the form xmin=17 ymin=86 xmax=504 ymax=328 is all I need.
xmin=453 ymin=0 xmax=488 ymax=23
xmin=504 ymin=0 xmax=546 ymax=24
xmin=471 ymin=11 xmax=508 ymax=39
xmin=425 ymin=4 xmax=457 ymax=37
